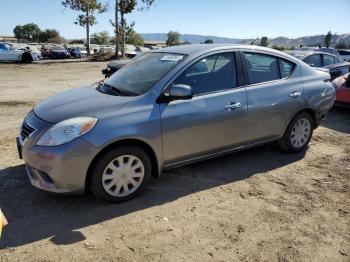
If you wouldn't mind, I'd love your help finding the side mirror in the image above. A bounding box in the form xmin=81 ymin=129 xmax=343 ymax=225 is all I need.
xmin=157 ymin=84 xmax=193 ymax=103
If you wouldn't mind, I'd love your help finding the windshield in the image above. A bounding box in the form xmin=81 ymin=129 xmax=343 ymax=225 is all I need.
xmin=105 ymin=52 xmax=186 ymax=95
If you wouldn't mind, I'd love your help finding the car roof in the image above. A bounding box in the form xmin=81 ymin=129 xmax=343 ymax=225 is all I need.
xmin=286 ymin=50 xmax=337 ymax=58
xmin=154 ymin=44 xmax=284 ymax=55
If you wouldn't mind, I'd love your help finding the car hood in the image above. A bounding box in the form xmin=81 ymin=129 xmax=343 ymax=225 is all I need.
xmin=34 ymin=85 xmax=129 ymax=123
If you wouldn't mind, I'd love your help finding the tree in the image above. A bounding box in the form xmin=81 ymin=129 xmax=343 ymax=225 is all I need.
xmin=204 ymin=39 xmax=213 ymax=44
xmin=39 ymin=29 xmax=60 ymax=42
xmin=13 ymin=23 xmax=41 ymax=42
xmin=62 ymin=0 xmax=108 ymax=55
xmin=271 ymin=45 xmax=286 ymax=51
xmin=118 ymin=0 xmax=136 ymax=57
xmin=49 ymin=35 xmax=66 ymax=44
xmin=112 ymin=0 xmax=156 ymax=58
xmin=69 ymin=39 xmax=85 ymax=44
xmin=166 ymin=31 xmax=180 ymax=46
xmin=126 ymin=30 xmax=144 ymax=46
xmin=91 ymin=31 xmax=110 ymax=45
xmin=324 ymin=31 xmax=332 ymax=47
xmin=260 ymin=36 xmax=268 ymax=47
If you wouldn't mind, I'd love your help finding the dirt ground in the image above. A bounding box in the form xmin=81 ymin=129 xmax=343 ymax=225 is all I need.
xmin=0 ymin=62 xmax=349 ymax=262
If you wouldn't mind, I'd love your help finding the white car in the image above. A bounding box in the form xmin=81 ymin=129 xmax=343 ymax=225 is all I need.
xmin=0 ymin=42 xmax=39 ymax=62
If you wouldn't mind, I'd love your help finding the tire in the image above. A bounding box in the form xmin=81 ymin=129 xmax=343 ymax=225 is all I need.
xmin=21 ymin=53 xmax=33 ymax=63
xmin=278 ymin=112 xmax=314 ymax=153
xmin=90 ymin=146 xmax=152 ymax=203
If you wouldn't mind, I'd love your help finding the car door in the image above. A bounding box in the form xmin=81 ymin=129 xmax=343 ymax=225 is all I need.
xmin=0 ymin=43 xmax=10 ymax=61
xmin=323 ymin=54 xmax=349 ymax=80
xmin=242 ymin=52 xmax=303 ymax=142
xmin=159 ymin=52 xmax=248 ymax=165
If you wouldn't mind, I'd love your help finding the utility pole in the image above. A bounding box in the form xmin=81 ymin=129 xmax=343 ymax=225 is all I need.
xmin=115 ymin=0 xmax=119 ymax=59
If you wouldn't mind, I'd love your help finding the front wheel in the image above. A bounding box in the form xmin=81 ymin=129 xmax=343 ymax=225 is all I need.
xmin=90 ymin=146 xmax=152 ymax=203
xmin=278 ymin=112 xmax=314 ymax=153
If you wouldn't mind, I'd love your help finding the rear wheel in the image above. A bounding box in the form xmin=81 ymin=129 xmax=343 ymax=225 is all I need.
xmin=278 ymin=112 xmax=314 ymax=153
xmin=21 ymin=52 xmax=33 ymax=63
xmin=90 ymin=146 xmax=152 ymax=203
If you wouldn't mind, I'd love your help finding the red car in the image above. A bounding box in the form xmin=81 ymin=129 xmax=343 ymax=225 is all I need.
xmin=332 ymin=73 xmax=350 ymax=108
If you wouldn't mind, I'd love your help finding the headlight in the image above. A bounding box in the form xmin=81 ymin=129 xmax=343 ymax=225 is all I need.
xmin=36 ymin=117 xmax=97 ymax=146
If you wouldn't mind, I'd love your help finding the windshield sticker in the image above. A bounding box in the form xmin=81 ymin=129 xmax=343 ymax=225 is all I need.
xmin=160 ymin=55 xmax=184 ymax=62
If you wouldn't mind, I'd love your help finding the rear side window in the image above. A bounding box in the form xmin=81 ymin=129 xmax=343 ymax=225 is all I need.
xmin=279 ymin=59 xmax=294 ymax=78
xmin=323 ymin=55 xmax=335 ymax=66
xmin=244 ymin=53 xmax=279 ymax=84
xmin=174 ymin=52 xmax=236 ymax=95
xmin=303 ymin=54 xmax=322 ymax=67
xmin=243 ymin=53 xmax=295 ymax=84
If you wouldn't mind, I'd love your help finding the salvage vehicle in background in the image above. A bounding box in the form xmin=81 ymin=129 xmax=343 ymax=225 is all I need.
xmin=332 ymin=73 xmax=350 ymax=108
xmin=48 ymin=46 xmax=71 ymax=59
xmin=286 ymin=50 xmax=350 ymax=80
xmin=337 ymin=49 xmax=350 ymax=62
xmin=68 ymin=46 xmax=88 ymax=58
xmin=0 ymin=42 xmax=39 ymax=62
xmin=17 ymin=44 xmax=336 ymax=202
xmin=102 ymin=47 xmax=150 ymax=77
xmin=102 ymin=59 xmax=129 ymax=78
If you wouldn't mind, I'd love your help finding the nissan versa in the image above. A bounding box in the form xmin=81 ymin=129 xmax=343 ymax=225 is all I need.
xmin=17 ymin=45 xmax=336 ymax=202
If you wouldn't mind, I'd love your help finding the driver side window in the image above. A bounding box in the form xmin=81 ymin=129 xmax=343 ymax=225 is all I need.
xmin=174 ymin=53 xmax=236 ymax=95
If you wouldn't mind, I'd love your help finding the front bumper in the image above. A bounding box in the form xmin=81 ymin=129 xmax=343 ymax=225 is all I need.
xmin=19 ymin=137 xmax=100 ymax=194
xmin=17 ymin=113 xmax=100 ymax=194
xmin=20 ymin=138 xmax=99 ymax=193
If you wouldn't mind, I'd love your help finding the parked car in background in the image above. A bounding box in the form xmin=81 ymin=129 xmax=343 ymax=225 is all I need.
xmin=48 ymin=46 xmax=70 ymax=59
xmin=68 ymin=46 xmax=88 ymax=58
xmin=135 ymin=46 xmax=150 ymax=55
xmin=331 ymin=73 xmax=350 ymax=108
xmin=337 ymin=49 xmax=350 ymax=62
xmin=102 ymin=59 xmax=130 ymax=78
xmin=17 ymin=44 xmax=336 ymax=202
xmin=7 ymin=43 xmax=42 ymax=60
xmin=0 ymin=42 xmax=38 ymax=62
xmin=286 ymin=50 xmax=350 ymax=80
xmin=40 ymin=44 xmax=53 ymax=58
xmin=125 ymin=44 xmax=138 ymax=58
xmin=318 ymin=47 xmax=342 ymax=58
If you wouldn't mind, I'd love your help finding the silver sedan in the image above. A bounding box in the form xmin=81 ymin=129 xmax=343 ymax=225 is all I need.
xmin=17 ymin=44 xmax=336 ymax=202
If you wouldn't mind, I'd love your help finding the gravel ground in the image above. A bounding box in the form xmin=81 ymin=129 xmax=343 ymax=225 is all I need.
xmin=0 ymin=62 xmax=349 ymax=262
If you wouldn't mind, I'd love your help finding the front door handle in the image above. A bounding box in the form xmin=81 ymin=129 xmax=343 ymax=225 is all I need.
xmin=225 ymin=102 xmax=241 ymax=111
xmin=289 ymin=91 xmax=302 ymax=98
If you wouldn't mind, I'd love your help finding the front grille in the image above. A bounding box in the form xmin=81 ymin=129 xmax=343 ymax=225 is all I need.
xmin=21 ymin=121 xmax=36 ymax=141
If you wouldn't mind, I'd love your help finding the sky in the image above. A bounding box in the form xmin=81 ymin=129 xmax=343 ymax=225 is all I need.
xmin=0 ymin=0 xmax=349 ymax=39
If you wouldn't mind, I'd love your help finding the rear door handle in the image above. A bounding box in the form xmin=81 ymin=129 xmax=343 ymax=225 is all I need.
xmin=289 ymin=91 xmax=302 ymax=98
xmin=225 ymin=102 xmax=241 ymax=111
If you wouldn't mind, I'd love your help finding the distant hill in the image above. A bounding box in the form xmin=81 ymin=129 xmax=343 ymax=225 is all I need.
xmin=140 ymin=33 xmax=350 ymax=47
xmin=140 ymin=33 xmax=243 ymax=44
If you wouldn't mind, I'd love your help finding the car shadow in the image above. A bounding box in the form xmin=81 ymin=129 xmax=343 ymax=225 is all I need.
xmin=0 ymin=143 xmax=306 ymax=249
xmin=321 ymin=107 xmax=350 ymax=134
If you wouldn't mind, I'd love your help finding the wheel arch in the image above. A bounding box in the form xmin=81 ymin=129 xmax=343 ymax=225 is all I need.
xmin=85 ymin=138 xmax=160 ymax=191
xmin=21 ymin=52 xmax=33 ymax=63
xmin=280 ymin=108 xmax=318 ymax=139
